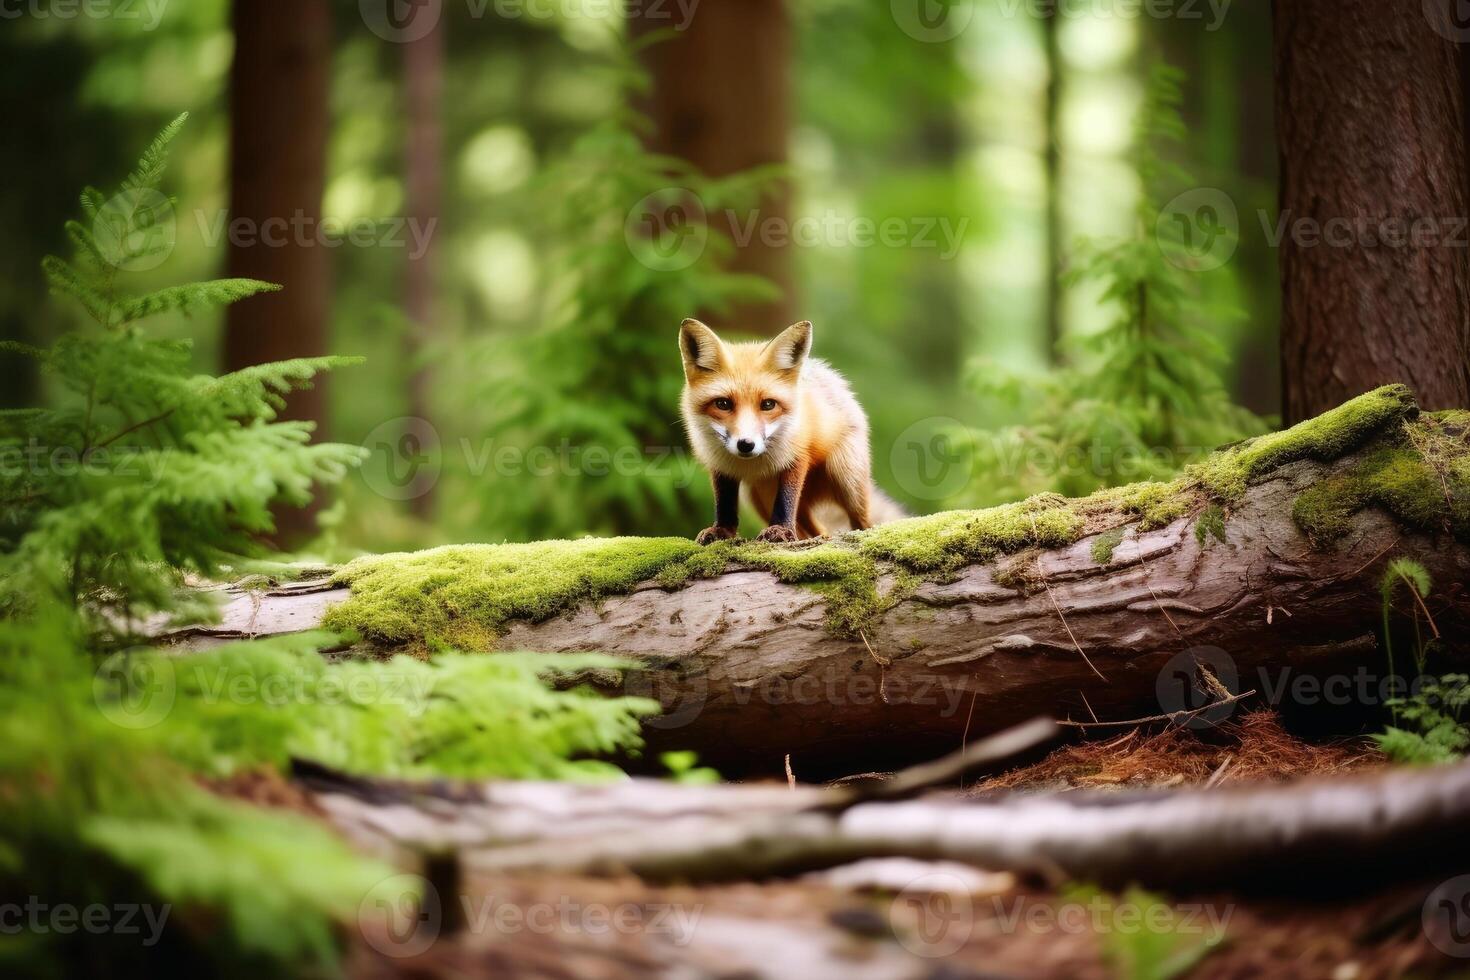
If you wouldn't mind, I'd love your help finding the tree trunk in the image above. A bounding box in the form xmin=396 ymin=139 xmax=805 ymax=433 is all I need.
xmin=224 ymin=0 xmax=333 ymax=544
xmin=1274 ymin=0 xmax=1470 ymax=423
xmin=630 ymin=0 xmax=793 ymax=335
xmin=166 ymin=396 xmax=1470 ymax=778
xmin=402 ymin=6 xmax=443 ymax=518
xmin=1042 ymin=4 xmax=1063 ymax=364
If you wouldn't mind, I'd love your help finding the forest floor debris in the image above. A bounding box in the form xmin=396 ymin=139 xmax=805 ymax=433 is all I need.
xmin=972 ymin=710 xmax=1381 ymax=792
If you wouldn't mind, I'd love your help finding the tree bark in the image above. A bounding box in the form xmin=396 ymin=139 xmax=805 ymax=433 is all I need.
xmin=224 ymin=0 xmax=333 ymax=543
xmin=1274 ymin=0 xmax=1470 ymax=423
xmin=630 ymin=0 xmax=793 ymax=335
xmin=169 ymin=434 xmax=1470 ymax=778
xmin=402 ymin=6 xmax=443 ymax=518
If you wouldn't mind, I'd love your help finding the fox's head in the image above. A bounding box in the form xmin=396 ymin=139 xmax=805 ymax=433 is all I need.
xmin=679 ymin=318 xmax=812 ymax=461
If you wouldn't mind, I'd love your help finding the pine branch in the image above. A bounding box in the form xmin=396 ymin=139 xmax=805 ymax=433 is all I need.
xmin=41 ymin=257 xmax=111 ymax=325
xmin=120 ymin=112 xmax=189 ymax=192
xmin=94 ymin=409 xmax=177 ymax=450
xmin=115 ymin=279 xmax=282 ymax=325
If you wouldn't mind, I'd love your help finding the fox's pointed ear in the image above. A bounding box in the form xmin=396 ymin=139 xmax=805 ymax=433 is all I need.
xmin=765 ymin=320 xmax=813 ymax=372
xmin=679 ymin=318 xmax=724 ymax=377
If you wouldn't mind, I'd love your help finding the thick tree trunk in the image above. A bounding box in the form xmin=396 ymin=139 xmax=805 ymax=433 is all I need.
xmin=1274 ymin=0 xmax=1470 ymax=422
xmin=630 ymin=0 xmax=793 ymax=335
xmin=169 ymin=429 xmax=1470 ymax=778
xmin=402 ymin=7 xmax=443 ymax=518
xmin=224 ymin=0 xmax=333 ymax=543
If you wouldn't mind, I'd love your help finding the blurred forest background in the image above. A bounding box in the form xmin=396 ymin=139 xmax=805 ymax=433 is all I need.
xmin=0 ymin=0 xmax=1280 ymax=554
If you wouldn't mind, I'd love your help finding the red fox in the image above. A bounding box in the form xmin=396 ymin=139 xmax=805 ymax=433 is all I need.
xmin=678 ymin=318 xmax=904 ymax=544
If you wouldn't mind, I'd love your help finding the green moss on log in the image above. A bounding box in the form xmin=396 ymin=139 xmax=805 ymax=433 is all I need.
xmin=325 ymin=385 xmax=1442 ymax=652
xmin=325 ymin=538 xmax=707 ymax=649
xmin=1192 ymin=383 xmax=1416 ymax=500
xmin=1292 ymin=412 xmax=1469 ymax=545
xmin=1091 ymin=528 xmax=1126 ymax=565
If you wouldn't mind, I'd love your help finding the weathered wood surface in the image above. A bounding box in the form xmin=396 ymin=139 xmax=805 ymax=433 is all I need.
xmin=169 ymin=447 xmax=1470 ymax=776
xmin=306 ymin=747 xmax=1470 ymax=893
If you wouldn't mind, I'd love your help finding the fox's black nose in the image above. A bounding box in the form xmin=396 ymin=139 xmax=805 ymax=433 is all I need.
xmin=736 ymin=439 xmax=755 ymax=455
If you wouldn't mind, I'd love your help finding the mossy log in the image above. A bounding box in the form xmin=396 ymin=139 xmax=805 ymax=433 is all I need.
xmin=173 ymin=387 xmax=1470 ymax=776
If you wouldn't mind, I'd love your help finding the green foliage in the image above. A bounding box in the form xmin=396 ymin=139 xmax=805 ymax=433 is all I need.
xmin=960 ymin=64 xmax=1266 ymax=505
xmin=661 ymin=750 xmax=722 ymax=785
xmin=1379 ymin=557 xmax=1436 ymax=690
xmin=0 ymin=608 xmax=392 ymax=975
xmin=118 ymin=632 xmax=659 ymax=780
xmin=1375 ymin=675 xmax=1470 ymax=765
xmin=0 ymin=114 xmax=365 ymax=645
xmin=0 ymin=116 xmax=666 ymax=976
xmin=1066 ymin=885 xmax=1227 ymax=980
xmin=1371 ymin=559 xmax=1466 ymax=762
xmin=464 ymin=41 xmax=777 ymax=541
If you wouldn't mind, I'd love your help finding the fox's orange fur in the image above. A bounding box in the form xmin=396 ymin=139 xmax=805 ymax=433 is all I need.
xmin=678 ymin=318 xmax=903 ymax=544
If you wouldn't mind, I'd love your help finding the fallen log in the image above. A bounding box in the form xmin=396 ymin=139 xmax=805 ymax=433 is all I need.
xmin=303 ymin=722 xmax=1470 ymax=894
xmin=167 ymin=386 xmax=1470 ymax=776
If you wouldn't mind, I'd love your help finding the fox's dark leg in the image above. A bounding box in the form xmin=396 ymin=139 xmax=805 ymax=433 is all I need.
xmin=696 ymin=473 xmax=741 ymax=545
xmin=757 ymin=461 xmax=808 ymax=543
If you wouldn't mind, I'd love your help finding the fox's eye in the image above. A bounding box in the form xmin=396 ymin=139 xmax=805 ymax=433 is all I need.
xmin=713 ymin=397 xmax=734 ymax=412
xmin=760 ymin=399 xmax=778 ymax=411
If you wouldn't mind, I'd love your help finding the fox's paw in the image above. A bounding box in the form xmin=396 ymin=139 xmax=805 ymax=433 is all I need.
xmin=755 ymin=524 xmax=798 ymax=544
xmin=696 ymin=525 xmax=740 ymax=546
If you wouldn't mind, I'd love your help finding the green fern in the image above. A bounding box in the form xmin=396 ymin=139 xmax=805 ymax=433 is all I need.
xmin=120 ymin=111 xmax=189 ymax=192
xmin=116 ymin=279 xmax=282 ymax=324
xmin=1 ymin=109 xmax=672 ymax=980
xmin=116 ymin=631 xmax=659 ymax=781
xmin=1 ymin=115 xmax=366 ymax=644
xmin=0 ymin=609 xmax=391 ymax=974
xmin=1375 ymin=674 xmax=1470 ymax=765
